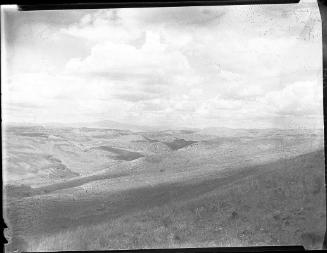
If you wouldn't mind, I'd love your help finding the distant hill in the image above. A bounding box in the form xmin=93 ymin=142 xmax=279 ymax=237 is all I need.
xmin=4 ymin=120 xmax=155 ymax=132
xmin=68 ymin=120 xmax=154 ymax=132
xmin=4 ymin=120 xmax=201 ymax=133
xmin=198 ymin=127 xmax=324 ymax=137
xmin=4 ymin=121 xmax=323 ymax=137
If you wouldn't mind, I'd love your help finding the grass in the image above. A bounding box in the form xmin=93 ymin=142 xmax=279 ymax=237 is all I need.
xmin=21 ymin=150 xmax=326 ymax=252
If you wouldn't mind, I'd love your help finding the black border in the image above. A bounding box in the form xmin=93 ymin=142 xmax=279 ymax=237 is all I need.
xmin=318 ymin=0 xmax=327 ymax=249
xmin=0 ymin=0 xmax=300 ymax=11
xmin=1 ymin=0 xmax=326 ymax=252
xmin=28 ymin=246 xmax=306 ymax=253
xmin=17 ymin=1 xmax=299 ymax=11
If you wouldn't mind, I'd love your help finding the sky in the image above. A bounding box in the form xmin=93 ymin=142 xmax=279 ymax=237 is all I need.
xmin=1 ymin=0 xmax=323 ymax=129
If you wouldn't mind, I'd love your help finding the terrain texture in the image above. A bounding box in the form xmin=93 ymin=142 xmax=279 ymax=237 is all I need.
xmin=2 ymin=125 xmax=326 ymax=251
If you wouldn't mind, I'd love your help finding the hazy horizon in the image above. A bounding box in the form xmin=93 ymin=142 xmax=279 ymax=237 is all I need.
xmin=3 ymin=119 xmax=324 ymax=131
xmin=1 ymin=0 xmax=323 ymax=129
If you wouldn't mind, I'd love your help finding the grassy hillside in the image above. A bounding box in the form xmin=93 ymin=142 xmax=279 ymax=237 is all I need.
xmin=19 ymin=149 xmax=325 ymax=251
xmin=3 ymin=126 xmax=325 ymax=252
xmin=3 ymin=126 xmax=323 ymax=188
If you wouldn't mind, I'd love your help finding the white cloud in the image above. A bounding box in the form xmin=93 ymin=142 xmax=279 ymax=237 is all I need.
xmin=262 ymin=80 xmax=323 ymax=116
xmin=66 ymin=31 xmax=190 ymax=76
xmin=2 ymin=1 xmax=323 ymax=129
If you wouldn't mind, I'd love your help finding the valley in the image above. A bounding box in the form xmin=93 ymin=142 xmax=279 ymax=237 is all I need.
xmin=2 ymin=125 xmax=326 ymax=251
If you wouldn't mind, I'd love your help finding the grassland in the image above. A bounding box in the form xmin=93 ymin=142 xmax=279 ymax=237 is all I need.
xmin=2 ymin=125 xmax=325 ymax=251
xmin=18 ymin=150 xmax=325 ymax=251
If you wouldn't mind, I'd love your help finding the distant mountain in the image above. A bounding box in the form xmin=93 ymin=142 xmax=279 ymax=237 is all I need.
xmin=68 ymin=121 xmax=201 ymax=133
xmin=198 ymin=127 xmax=324 ymax=137
xmin=77 ymin=120 xmax=156 ymax=132
xmin=198 ymin=127 xmax=246 ymax=137
xmin=5 ymin=120 xmax=161 ymax=132
xmin=4 ymin=121 xmax=322 ymax=135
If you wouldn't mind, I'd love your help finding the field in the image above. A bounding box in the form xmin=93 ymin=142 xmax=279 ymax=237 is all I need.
xmin=2 ymin=125 xmax=326 ymax=251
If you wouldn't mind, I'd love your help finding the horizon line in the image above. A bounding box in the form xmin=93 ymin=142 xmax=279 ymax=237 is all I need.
xmin=2 ymin=120 xmax=324 ymax=131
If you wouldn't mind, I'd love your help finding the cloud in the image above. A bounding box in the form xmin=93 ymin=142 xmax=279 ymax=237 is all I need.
xmin=113 ymin=92 xmax=160 ymax=103
xmin=262 ymin=81 xmax=323 ymax=117
xmin=66 ymin=32 xmax=190 ymax=76
xmin=120 ymin=6 xmax=226 ymax=27
xmin=2 ymin=1 xmax=323 ymax=129
xmin=64 ymin=30 xmax=192 ymax=104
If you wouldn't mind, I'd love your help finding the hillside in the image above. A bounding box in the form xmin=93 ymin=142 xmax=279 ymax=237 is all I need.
xmin=3 ymin=126 xmax=325 ymax=252
xmin=3 ymin=126 xmax=324 ymax=189
xmin=5 ymin=149 xmax=325 ymax=251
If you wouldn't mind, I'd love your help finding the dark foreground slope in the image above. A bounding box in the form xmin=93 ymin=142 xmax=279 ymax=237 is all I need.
xmin=5 ymin=149 xmax=326 ymax=251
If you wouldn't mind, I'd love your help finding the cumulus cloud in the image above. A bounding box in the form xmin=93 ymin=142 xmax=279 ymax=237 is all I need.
xmin=262 ymin=81 xmax=323 ymax=116
xmin=2 ymin=1 xmax=323 ymax=129
xmin=66 ymin=32 xmax=190 ymax=76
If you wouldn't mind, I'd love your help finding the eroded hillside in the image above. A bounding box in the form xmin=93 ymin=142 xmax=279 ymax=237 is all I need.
xmin=3 ymin=126 xmax=324 ymax=192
